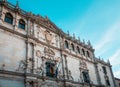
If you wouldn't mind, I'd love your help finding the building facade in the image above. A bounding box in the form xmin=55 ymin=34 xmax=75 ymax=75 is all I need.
xmin=0 ymin=0 xmax=116 ymax=87
xmin=115 ymin=78 xmax=120 ymax=87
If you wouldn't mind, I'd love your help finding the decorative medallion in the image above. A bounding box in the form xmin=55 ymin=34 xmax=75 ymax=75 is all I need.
xmin=80 ymin=60 xmax=87 ymax=69
xmin=45 ymin=30 xmax=53 ymax=44
xmin=36 ymin=50 xmax=41 ymax=57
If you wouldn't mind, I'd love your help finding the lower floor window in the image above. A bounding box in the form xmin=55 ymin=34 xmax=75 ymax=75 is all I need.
xmin=46 ymin=62 xmax=56 ymax=78
xmin=106 ymin=79 xmax=110 ymax=86
xmin=82 ymin=71 xmax=90 ymax=83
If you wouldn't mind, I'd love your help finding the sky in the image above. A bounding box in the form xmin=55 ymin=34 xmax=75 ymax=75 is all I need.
xmin=8 ymin=0 xmax=120 ymax=78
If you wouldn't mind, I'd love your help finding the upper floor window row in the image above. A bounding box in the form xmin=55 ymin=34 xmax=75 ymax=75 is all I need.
xmin=4 ymin=12 xmax=26 ymax=30
xmin=4 ymin=13 xmax=13 ymax=24
xmin=64 ymin=40 xmax=91 ymax=58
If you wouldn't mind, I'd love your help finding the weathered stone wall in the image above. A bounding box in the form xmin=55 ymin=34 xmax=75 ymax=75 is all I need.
xmin=0 ymin=29 xmax=26 ymax=71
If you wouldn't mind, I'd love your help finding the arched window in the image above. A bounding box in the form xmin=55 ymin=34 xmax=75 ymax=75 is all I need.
xmin=77 ymin=46 xmax=80 ymax=54
xmin=18 ymin=19 xmax=25 ymax=29
xmin=65 ymin=40 xmax=69 ymax=49
xmin=4 ymin=13 xmax=13 ymax=24
xmin=71 ymin=43 xmax=75 ymax=51
xmin=82 ymin=48 xmax=85 ymax=56
xmin=87 ymin=51 xmax=90 ymax=57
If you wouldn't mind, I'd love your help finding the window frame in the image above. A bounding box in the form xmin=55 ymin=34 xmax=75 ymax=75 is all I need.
xmin=82 ymin=48 xmax=85 ymax=56
xmin=77 ymin=46 xmax=80 ymax=54
xmin=18 ymin=19 xmax=26 ymax=30
xmin=71 ymin=43 xmax=75 ymax=51
xmin=86 ymin=51 xmax=90 ymax=57
xmin=4 ymin=13 xmax=13 ymax=24
xmin=64 ymin=40 xmax=69 ymax=49
xmin=46 ymin=62 xmax=56 ymax=78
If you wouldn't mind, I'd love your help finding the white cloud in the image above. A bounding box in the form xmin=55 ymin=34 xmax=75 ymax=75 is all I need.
xmin=114 ymin=70 xmax=120 ymax=78
xmin=109 ymin=49 xmax=120 ymax=66
xmin=109 ymin=49 xmax=120 ymax=78
xmin=95 ymin=21 xmax=120 ymax=56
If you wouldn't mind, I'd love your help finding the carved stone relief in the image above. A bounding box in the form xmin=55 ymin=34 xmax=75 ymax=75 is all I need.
xmin=68 ymin=70 xmax=74 ymax=81
xmin=45 ymin=30 xmax=54 ymax=44
xmin=16 ymin=60 xmax=26 ymax=72
xmin=36 ymin=50 xmax=41 ymax=58
xmin=57 ymin=69 xmax=63 ymax=80
xmin=79 ymin=60 xmax=87 ymax=70
xmin=27 ymin=58 xmax=33 ymax=73
xmin=1 ymin=64 xmax=5 ymax=70
xmin=30 ymin=22 xmax=34 ymax=35
xmin=35 ymin=64 xmax=44 ymax=75
xmin=55 ymin=35 xmax=59 ymax=47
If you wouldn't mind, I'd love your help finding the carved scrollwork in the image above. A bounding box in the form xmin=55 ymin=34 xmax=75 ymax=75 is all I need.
xmin=16 ymin=60 xmax=26 ymax=72
xmin=35 ymin=64 xmax=44 ymax=75
xmin=57 ymin=70 xmax=64 ymax=80
xmin=79 ymin=60 xmax=87 ymax=70
xmin=68 ymin=70 xmax=74 ymax=81
xmin=36 ymin=50 xmax=41 ymax=57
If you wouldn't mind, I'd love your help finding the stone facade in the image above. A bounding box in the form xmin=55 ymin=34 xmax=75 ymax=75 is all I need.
xmin=115 ymin=78 xmax=120 ymax=87
xmin=0 ymin=0 xmax=116 ymax=87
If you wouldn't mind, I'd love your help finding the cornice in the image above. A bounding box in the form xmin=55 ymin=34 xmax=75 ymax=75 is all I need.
xmin=0 ymin=24 xmax=95 ymax=64
xmin=0 ymin=1 xmax=94 ymax=52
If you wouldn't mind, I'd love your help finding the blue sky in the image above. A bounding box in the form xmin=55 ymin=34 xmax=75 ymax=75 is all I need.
xmin=8 ymin=0 xmax=120 ymax=78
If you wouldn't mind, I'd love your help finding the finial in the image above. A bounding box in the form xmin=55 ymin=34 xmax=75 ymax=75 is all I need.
xmin=83 ymin=39 xmax=85 ymax=44
xmin=73 ymin=33 xmax=75 ymax=39
xmin=99 ymin=56 xmax=101 ymax=60
xmin=45 ymin=16 xmax=49 ymax=20
xmin=15 ymin=0 xmax=19 ymax=9
xmin=67 ymin=30 xmax=69 ymax=36
xmin=107 ymin=59 xmax=111 ymax=65
xmin=87 ymin=40 xmax=91 ymax=46
xmin=78 ymin=36 xmax=81 ymax=42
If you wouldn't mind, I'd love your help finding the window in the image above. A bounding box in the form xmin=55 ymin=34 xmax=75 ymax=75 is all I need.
xmin=65 ymin=40 xmax=69 ymax=49
xmin=4 ymin=13 xmax=13 ymax=24
xmin=87 ymin=51 xmax=90 ymax=57
xmin=46 ymin=62 xmax=55 ymax=78
xmin=82 ymin=71 xmax=90 ymax=83
xmin=82 ymin=49 xmax=85 ymax=56
xmin=102 ymin=66 xmax=107 ymax=74
xmin=77 ymin=46 xmax=80 ymax=54
xmin=71 ymin=43 xmax=75 ymax=51
xmin=106 ymin=79 xmax=110 ymax=86
xmin=18 ymin=19 xmax=25 ymax=29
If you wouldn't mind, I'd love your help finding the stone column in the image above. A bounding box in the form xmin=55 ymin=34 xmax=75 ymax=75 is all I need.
xmin=64 ymin=55 xmax=69 ymax=80
xmin=0 ymin=2 xmax=4 ymax=25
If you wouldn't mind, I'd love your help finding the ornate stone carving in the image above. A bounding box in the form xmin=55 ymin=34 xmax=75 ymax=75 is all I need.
xmin=1 ymin=64 xmax=5 ymax=70
xmin=57 ymin=70 xmax=64 ymax=80
xmin=45 ymin=30 xmax=54 ymax=44
xmin=35 ymin=64 xmax=44 ymax=75
xmin=44 ymin=47 xmax=55 ymax=56
xmin=16 ymin=60 xmax=26 ymax=72
xmin=36 ymin=50 xmax=41 ymax=57
xmin=44 ymin=47 xmax=55 ymax=60
xmin=68 ymin=70 xmax=74 ymax=81
xmin=26 ymin=81 xmax=32 ymax=87
xmin=80 ymin=60 xmax=87 ymax=70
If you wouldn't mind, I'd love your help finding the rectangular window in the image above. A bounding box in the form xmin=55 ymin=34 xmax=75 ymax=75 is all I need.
xmin=102 ymin=66 xmax=107 ymax=74
xmin=106 ymin=79 xmax=110 ymax=86
xmin=46 ymin=62 xmax=56 ymax=78
xmin=82 ymin=71 xmax=90 ymax=83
